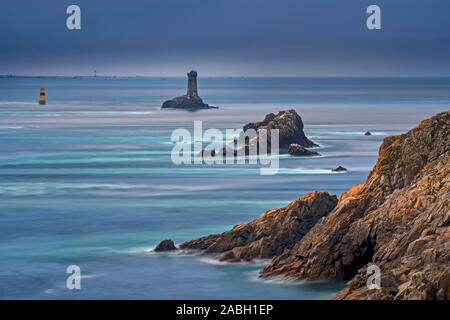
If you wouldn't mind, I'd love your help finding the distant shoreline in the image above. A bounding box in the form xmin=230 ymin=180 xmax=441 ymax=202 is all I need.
xmin=2 ymin=75 xmax=450 ymax=80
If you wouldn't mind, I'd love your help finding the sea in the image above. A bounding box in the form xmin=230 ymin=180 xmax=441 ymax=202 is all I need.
xmin=0 ymin=76 xmax=449 ymax=299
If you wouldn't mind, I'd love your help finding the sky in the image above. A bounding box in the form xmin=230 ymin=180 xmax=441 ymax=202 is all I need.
xmin=1 ymin=0 xmax=450 ymax=76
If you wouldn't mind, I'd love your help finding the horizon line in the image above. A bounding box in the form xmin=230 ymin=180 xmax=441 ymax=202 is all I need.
xmin=2 ymin=74 xmax=450 ymax=79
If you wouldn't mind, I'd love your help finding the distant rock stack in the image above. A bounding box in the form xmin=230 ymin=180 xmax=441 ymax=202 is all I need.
xmin=161 ymin=71 xmax=218 ymax=110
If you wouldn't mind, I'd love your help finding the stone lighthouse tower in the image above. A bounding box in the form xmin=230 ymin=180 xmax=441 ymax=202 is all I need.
xmin=161 ymin=70 xmax=217 ymax=109
xmin=187 ymin=70 xmax=198 ymax=98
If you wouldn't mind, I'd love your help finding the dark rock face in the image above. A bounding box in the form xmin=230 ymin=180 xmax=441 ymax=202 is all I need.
xmin=154 ymin=239 xmax=177 ymax=252
xmin=161 ymin=95 xmax=217 ymax=110
xmin=180 ymin=192 xmax=338 ymax=262
xmin=288 ymin=144 xmax=320 ymax=156
xmin=332 ymin=166 xmax=347 ymax=172
xmin=243 ymin=109 xmax=318 ymax=150
xmin=261 ymin=111 xmax=450 ymax=300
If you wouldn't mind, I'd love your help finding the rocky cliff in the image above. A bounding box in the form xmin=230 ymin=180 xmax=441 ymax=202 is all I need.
xmin=179 ymin=110 xmax=449 ymax=299
xmin=261 ymin=110 xmax=450 ymax=300
xmin=180 ymin=191 xmax=338 ymax=262
xmin=175 ymin=110 xmax=449 ymax=299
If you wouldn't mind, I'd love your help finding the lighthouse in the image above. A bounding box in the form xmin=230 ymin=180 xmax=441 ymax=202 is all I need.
xmin=161 ymin=70 xmax=218 ymax=110
xmin=39 ymin=88 xmax=46 ymax=105
xmin=187 ymin=70 xmax=198 ymax=98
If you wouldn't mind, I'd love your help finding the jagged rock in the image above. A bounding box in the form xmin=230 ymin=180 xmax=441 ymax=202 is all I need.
xmin=180 ymin=234 xmax=221 ymax=251
xmin=261 ymin=111 xmax=450 ymax=300
xmin=154 ymin=239 xmax=177 ymax=252
xmin=180 ymin=192 xmax=338 ymax=262
xmin=196 ymin=110 xmax=317 ymax=159
xmin=288 ymin=144 xmax=320 ymax=156
xmin=332 ymin=166 xmax=347 ymax=172
xmin=364 ymin=131 xmax=372 ymax=136
xmin=242 ymin=109 xmax=318 ymax=150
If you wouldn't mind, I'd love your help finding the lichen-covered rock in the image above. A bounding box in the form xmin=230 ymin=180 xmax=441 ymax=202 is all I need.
xmin=261 ymin=110 xmax=450 ymax=300
xmin=181 ymin=191 xmax=338 ymax=262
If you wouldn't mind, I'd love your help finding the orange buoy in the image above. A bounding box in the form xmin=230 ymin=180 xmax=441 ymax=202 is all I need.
xmin=39 ymin=88 xmax=46 ymax=105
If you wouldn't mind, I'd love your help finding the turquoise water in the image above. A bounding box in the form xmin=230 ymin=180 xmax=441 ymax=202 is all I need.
xmin=0 ymin=77 xmax=449 ymax=299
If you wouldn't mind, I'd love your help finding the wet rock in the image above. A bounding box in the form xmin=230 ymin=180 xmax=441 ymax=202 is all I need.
xmin=288 ymin=144 xmax=320 ymax=156
xmin=154 ymin=239 xmax=177 ymax=252
xmin=364 ymin=131 xmax=372 ymax=136
xmin=332 ymin=166 xmax=347 ymax=172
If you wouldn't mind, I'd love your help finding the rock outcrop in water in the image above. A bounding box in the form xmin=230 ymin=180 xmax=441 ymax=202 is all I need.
xmin=162 ymin=95 xmax=217 ymax=110
xmin=332 ymin=166 xmax=347 ymax=172
xmin=180 ymin=192 xmax=337 ymax=262
xmin=261 ymin=110 xmax=450 ymax=300
xmin=196 ymin=109 xmax=318 ymax=158
xmin=288 ymin=144 xmax=320 ymax=157
xmin=243 ymin=109 xmax=318 ymax=150
xmin=154 ymin=239 xmax=177 ymax=252
xmin=161 ymin=71 xmax=217 ymax=110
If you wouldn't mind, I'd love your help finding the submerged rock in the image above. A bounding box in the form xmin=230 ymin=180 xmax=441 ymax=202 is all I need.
xmin=161 ymin=95 xmax=217 ymax=110
xmin=154 ymin=239 xmax=177 ymax=252
xmin=180 ymin=191 xmax=338 ymax=262
xmin=332 ymin=166 xmax=347 ymax=172
xmin=288 ymin=144 xmax=320 ymax=156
